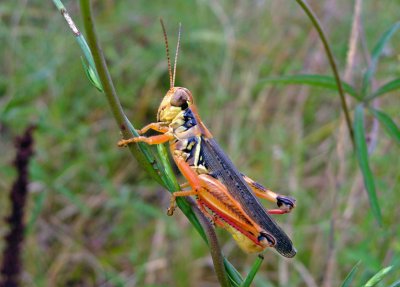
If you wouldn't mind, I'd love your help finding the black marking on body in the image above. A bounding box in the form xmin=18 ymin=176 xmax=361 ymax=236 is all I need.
xmin=183 ymin=108 xmax=197 ymax=129
xmin=173 ymin=108 xmax=207 ymax=169
xmin=182 ymin=137 xmax=198 ymax=162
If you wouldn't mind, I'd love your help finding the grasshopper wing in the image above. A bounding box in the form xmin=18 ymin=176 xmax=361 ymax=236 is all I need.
xmin=201 ymin=137 xmax=296 ymax=258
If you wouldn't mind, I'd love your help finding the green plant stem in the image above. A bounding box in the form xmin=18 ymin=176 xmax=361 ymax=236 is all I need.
xmin=295 ymin=0 xmax=355 ymax=148
xmin=79 ymin=0 xmax=130 ymax=137
xmin=77 ymin=0 xmax=165 ymax=185
xmin=189 ymin=197 xmax=230 ymax=287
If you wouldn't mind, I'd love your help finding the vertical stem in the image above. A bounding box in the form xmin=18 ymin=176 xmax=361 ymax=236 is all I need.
xmin=77 ymin=0 xmax=165 ymax=185
xmin=188 ymin=198 xmax=230 ymax=287
xmin=79 ymin=0 xmax=131 ymax=138
xmin=296 ymin=0 xmax=355 ymax=148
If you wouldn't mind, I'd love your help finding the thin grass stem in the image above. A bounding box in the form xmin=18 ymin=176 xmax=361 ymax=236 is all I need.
xmin=295 ymin=0 xmax=355 ymax=148
xmin=188 ymin=197 xmax=230 ymax=287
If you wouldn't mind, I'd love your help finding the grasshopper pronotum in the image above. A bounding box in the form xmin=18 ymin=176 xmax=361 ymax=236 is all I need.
xmin=119 ymin=21 xmax=296 ymax=257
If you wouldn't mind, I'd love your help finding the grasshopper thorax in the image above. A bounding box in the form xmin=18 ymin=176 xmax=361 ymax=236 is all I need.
xmin=157 ymin=87 xmax=193 ymax=123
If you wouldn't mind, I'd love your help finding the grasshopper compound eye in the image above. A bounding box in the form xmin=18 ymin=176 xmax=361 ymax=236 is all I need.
xmin=171 ymin=88 xmax=191 ymax=109
xmin=258 ymin=232 xmax=276 ymax=247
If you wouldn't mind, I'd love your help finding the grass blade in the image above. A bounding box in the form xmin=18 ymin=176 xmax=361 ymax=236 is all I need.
xmin=389 ymin=280 xmax=400 ymax=287
xmin=81 ymin=57 xmax=103 ymax=91
xmin=340 ymin=260 xmax=361 ymax=287
xmin=367 ymin=78 xmax=400 ymax=101
xmin=370 ymin=108 xmax=400 ymax=145
xmin=241 ymin=255 xmax=264 ymax=287
xmin=361 ymin=22 xmax=400 ymax=98
xmin=224 ymin=259 xmax=243 ymax=287
xmin=364 ymin=265 xmax=394 ymax=287
xmin=354 ymin=105 xmax=382 ymax=226
xmin=257 ymin=74 xmax=360 ymax=99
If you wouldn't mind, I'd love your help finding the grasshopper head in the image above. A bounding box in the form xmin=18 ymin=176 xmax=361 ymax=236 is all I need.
xmin=157 ymin=87 xmax=193 ymax=122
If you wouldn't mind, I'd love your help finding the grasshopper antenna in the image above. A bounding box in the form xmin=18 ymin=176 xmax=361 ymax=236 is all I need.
xmin=172 ymin=23 xmax=182 ymax=88
xmin=160 ymin=18 xmax=173 ymax=89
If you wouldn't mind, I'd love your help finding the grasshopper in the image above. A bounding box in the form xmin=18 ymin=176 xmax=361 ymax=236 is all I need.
xmin=118 ymin=21 xmax=296 ymax=257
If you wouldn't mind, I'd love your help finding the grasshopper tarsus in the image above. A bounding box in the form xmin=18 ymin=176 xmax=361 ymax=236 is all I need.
xmin=167 ymin=195 xmax=177 ymax=216
xmin=167 ymin=207 xmax=175 ymax=216
xmin=117 ymin=138 xmax=135 ymax=147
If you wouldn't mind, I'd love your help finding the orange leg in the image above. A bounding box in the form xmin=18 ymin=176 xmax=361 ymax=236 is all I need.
xmin=167 ymin=189 xmax=197 ymax=216
xmin=137 ymin=122 xmax=169 ymax=135
xmin=173 ymin=154 xmax=204 ymax=190
xmin=166 ymin=154 xmax=207 ymax=216
xmin=180 ymin=182 xmax=191 ymax=189
xmin=117 ymin=133 xmax=174 ymax=147
xmin=242 ymin=174 xmax=296 ymax=214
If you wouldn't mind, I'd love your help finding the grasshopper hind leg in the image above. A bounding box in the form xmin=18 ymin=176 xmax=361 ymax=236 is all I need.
xmin=241 ymin=174 xmax=296 ymax=214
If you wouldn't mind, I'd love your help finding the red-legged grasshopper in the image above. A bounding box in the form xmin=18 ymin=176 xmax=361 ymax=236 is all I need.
xmin=118 ymin=21 xmax=296 ymax=257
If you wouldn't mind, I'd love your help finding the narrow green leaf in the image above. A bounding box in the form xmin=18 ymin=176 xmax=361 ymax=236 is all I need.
xmin=224 ymin=259 xmax=243 ymax=287
xmin=354 ymin=105 xmax=382 ymax=225
xmin=340 ymin=260 xmax=361 ymax=287
xmin=364 ymin=265 xmax=394 ymax=287
xmin=81 ymin=57 xmax=103 ymax=92
xmin=257 ymin=74 xmax=360 ymax=100
xmin=241 ymin=255 xmax=264 ymax=287
xmin=389 ymin=280 xmax=400 ymax=287
xmin=361 ymin=22 xmax=400 ymax=97
xmin=367 ymin=78 xmax=400 ymax=100
xmin=156 ymin=144 xmax=182 ymax=191
xmin=370 ymin=108 xmax=400 ymax=145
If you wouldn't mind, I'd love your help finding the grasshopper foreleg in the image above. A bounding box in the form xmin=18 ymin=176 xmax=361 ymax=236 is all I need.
xmin=241 ymin=174 xmax=296 ymax=214
xmin=136 ymin=122 xmax=169 ymax=135
xmin=117 ymin=133 xmax=173 ymax=147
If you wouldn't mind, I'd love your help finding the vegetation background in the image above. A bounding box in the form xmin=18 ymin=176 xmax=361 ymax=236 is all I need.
xmin=0 ymin=0 xmax=399 ymax=286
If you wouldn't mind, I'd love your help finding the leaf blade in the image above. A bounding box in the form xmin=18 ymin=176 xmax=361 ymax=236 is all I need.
xmin=370 ymin=108 xmax=400 ymax=145
xmin=368 ymin=78 xmax=400 ymax=100
xmin=241 ymin=255 xmax=264 ymax=287
xmin=364 ymin=265 xmax=394 ymax=287
xmin=354 ymin=105 xmax=382 ymax=226
xmin=257 ymin=74 xmax=360 ymax=99
xmin=340 ymin=260 xmax=361 ymax=287
xmin=361 ymin=22 xmax=400 ymax=97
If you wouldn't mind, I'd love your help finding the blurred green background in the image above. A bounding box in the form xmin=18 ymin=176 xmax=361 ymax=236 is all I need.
xmin=0 ymin=0 xmax=399 ymax=286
